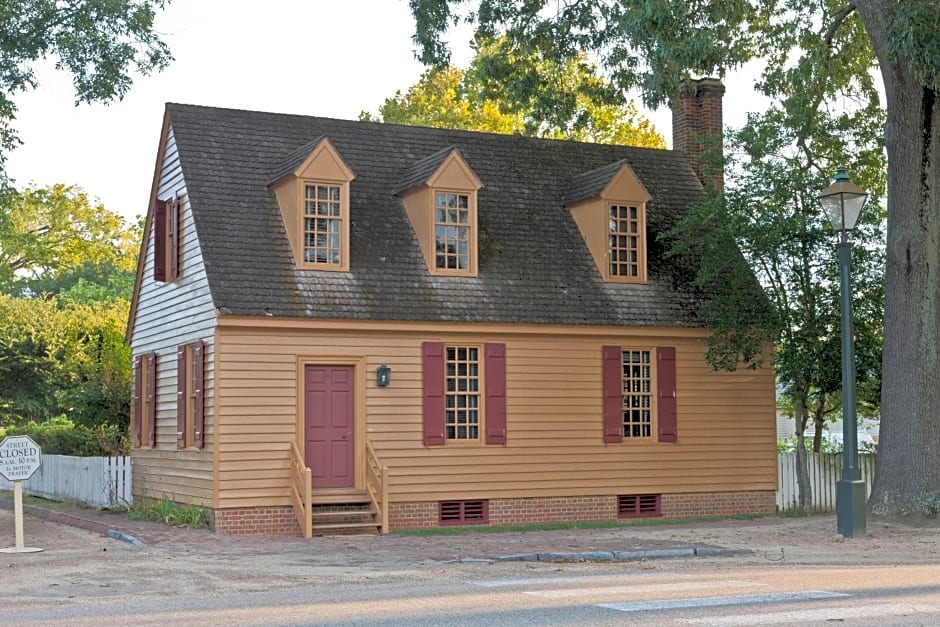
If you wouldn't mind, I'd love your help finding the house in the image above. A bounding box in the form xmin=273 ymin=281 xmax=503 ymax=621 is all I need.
xmin=127 ymin=79 xmax=777 ymax=536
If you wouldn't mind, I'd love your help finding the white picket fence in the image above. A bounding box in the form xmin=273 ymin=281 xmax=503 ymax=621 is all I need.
xmin=777 ymin=452 xmax=876 ymax=512
xmin=0 ymin=455 xmax=132 ymax=508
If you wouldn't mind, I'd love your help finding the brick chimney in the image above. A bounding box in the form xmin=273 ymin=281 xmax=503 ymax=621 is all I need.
xmin=672 ymin=77 xmax=725 ymax=192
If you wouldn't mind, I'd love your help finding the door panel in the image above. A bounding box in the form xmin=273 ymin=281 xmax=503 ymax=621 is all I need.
xmin=305 ymin=365 xmax=354 ymax=488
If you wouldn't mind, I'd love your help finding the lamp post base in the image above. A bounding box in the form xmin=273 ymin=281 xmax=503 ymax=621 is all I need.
xmin=836 ymin=479 xmax=867 ymax=537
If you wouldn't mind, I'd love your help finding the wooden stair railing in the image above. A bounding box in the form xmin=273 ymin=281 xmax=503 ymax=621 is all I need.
xmin=289 ymin=441 xmax=312 ymax=538
xmin=365 ymin=440 xmax=389 ymax=534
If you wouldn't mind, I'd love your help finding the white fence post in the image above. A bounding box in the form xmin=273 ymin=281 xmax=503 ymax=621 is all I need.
xmin=776 ymin=451 xmax=876 ymax=512
xmin=0 ymin=455 xmax=132 ymax=508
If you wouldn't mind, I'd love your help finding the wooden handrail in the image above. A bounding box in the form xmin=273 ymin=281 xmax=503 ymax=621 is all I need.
xmin=289 ymin=441 xmax=312 ymax=538
xmin=365 ymin=440 xmax=389 ymax=534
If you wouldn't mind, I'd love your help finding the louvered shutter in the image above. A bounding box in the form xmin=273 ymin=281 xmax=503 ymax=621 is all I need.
xmin=422 ymin=342 xmax=446 ymax=446
xmin=168 ymin=196 xmax=181 ymax=280
xmin=153 ymin=199 xmax=168 ymax=282
xmin=147 ymin=352 xmax=158 ymax=447
xmin=484 ymin=343 xmax=507 ymax=445
xmin=194 ymin=340 xmax=206 ymax=449
xmin=176 ymin=345 xmax=188 ymax=448
xmin=657 ymin=347 xmax=677 ymax=442
xmin=132 ymin=355 xmax=143 ymax=448
xmin=602 ymin=345 xmax=623 ymax=443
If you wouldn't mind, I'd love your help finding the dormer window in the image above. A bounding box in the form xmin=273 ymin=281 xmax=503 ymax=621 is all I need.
xmin=304 ymin=183 xmax=343 ymax=265
xmin=565 ymin=160 xmax=650 ymax=284
xmin=435 ymin=192 xmax=472 ymax=270
xmin=608 ymin=203 xmax=644 ymax=279
xmin=397 ymin=147 xmax=482 ymax=277
xmin=268 ymin=137 xmax=354 ymax=271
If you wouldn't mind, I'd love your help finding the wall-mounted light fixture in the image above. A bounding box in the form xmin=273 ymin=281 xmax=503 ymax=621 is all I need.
xmin=376 ymin=364 xmax=391 ymax=387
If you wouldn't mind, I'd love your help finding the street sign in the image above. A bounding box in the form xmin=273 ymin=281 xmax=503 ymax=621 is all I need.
xmin=0 ymin=435 xmax=42 ymax=482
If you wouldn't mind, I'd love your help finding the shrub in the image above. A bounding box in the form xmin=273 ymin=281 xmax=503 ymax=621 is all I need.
xmin=1 ymin=415 xmax=128 ymax=456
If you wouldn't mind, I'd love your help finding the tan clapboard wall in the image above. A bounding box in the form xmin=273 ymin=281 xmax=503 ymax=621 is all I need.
xmin=214 ymin=322 xmax=775 ymax=509
xmin=130 ymin=124 xmax=216 ymax=507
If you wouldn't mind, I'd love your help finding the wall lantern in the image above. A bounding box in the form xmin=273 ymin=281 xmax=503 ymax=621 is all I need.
xmin=376 ymin=365 xmax=391 ymax=387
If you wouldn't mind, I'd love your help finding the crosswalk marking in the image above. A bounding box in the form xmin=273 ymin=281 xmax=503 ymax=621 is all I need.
xmin=526 ymin=581 xmax=761 ymax=599
xmin=685 ymin=602 xmax=940 ymax=625
xmin=598 ymin=590 xmax=849 ymax=613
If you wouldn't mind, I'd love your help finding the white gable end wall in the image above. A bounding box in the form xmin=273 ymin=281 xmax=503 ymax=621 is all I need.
xmin=131 ymin=125 xmax=217 ymax=507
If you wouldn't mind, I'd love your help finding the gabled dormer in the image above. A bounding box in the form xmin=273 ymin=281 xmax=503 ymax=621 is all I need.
xmin=397 ymin=147 xmax=483 ymax=277
xmin=269 ymin=137 xmax=355 ymax=271
xmin=564 ymin=160 xmax=650 ymax=283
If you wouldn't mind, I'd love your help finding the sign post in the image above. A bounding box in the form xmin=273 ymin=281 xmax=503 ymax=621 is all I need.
xmin=0 ymin=435 xmax=43 ymax=553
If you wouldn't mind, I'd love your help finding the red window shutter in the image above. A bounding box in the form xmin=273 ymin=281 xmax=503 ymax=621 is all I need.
xmin=484 ymin=342 xmax=507 ymax=445
xmin=422 ymin=342 xmax=446 ymax=446
xmin=132 ymin=355 xmax=143 ymax=448
xmin=168 ymin=196 xmax=181 ymax=280
xmin=147 ymin=352 xmax=158 ymax=447
xmin=194 ymin=340 xmax=206 ymax=449
xmin=602 ymin=345 xmax=623 ymax=443
xmin=153 ymin=199 xmax=168 ymax=282
xmin=657 ymin=347 xmax=678 ymax=442
xmin=176 ymin=345 xmax=188 ymax=449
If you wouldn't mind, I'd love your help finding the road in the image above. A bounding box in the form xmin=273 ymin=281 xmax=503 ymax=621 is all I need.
xmin=4 ymin=563 xmax=940 ymax=625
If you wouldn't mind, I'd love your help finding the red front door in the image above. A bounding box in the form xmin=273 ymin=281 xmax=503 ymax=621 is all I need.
xmin=305 ymin=366 xmax=354 ymax=488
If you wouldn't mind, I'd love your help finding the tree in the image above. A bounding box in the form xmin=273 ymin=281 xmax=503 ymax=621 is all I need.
xmin=409 ymin=1 xmax=940 ymax=519
xmin=0 ymin=0 xmax=171 ymax=176
xmin=363 ymin=39 xmax=666 ymax=147
xmin=0 ymin=184 xmax=137 ymax=295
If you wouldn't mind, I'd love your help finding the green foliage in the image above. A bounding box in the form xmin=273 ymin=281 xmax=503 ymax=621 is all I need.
xmin=0 ymin=1 xmax=171 ymax=173
xmin=0 ymin=293 xmax=131 ymax=430
xmin=0 ymin=415 xmax=127 ymax=456
xmin=364 ymin=38 xmax=665 ymax=148
xmin=0 ymin=184 xmax=138 ymax=295
xmin=127 ymin=495 xmax=209 ymax=527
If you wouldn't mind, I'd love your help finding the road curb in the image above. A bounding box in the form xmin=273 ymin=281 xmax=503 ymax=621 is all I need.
xmin=0 ymin=497 xmax=144 ymax=547
xmin=481 ymin=546 xmax=752 ymax=563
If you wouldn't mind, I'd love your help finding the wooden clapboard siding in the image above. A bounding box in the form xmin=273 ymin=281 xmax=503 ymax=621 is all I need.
xmin=130 ymin=126 xmax=216 ymax=506
xmin=214 ymin=323 xmax=775 ymax=509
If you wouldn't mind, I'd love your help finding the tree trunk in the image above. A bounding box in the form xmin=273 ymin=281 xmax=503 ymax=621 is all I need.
xmin=857 ymin=2 xmax=940 ymax=519
xmin=794 ymin=396 xmax=813 ymax=510
xmin=812 ymin=393 xmax=826 ymax=453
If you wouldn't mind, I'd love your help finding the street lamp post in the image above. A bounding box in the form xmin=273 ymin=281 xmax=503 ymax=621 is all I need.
xmin=819 ymin=166 xmax=868 ymax=538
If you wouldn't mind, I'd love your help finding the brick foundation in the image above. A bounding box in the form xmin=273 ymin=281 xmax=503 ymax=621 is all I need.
xmin=211 ymin=506 xmax=301 ymax=535
xmin=388 ymin=490 xmax=775 ymax=531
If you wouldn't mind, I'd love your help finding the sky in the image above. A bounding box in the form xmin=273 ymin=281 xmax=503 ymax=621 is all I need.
xmin=5 ymin=1 xmax=762 ymax=224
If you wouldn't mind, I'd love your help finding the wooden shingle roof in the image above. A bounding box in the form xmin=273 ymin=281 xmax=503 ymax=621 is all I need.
xmin=165 ymin=103 xmax=707 ymax=327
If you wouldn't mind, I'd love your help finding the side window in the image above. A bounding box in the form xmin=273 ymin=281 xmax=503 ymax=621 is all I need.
xmin=153 ymin=195 xmax=182 ymax=282
xmin=603 ymin=346 xmax=676 ymax=443
xmin=176 ymin=340 xmax=206 ymax=449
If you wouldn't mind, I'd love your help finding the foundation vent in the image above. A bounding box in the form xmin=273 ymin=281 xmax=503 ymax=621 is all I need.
xmin=439 ymin=499 xmax=489 ymax=525
xmin=618 ymin=494 xmax=662 ymax=518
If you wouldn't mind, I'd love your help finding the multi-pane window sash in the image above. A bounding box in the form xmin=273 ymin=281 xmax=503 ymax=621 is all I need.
xmin=445 ymin=346 xmax=480 ymax=440
xmin=304 ymin=184 xmax=342 ymax=265
xmin=622 ymin=349 xmax=652 ymax=438
xmin=609 ymin=204 xmax=640 ymax=277
xmin=435 ymin=192 xmax=471 ymax=270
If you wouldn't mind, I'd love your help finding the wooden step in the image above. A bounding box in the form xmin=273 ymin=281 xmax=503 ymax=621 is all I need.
xmin=312 ymin=521 xmax=380 ymax=535
xmin=311 ymin=489 xmax=370 ymax=505
xmin=313 ymin=508 xmax=376 ymax=520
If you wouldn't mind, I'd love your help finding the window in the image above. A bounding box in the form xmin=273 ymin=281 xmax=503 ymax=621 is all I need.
xmin=304 ymin=183 xmax=343 ymax=265
xmin=602 ymin=345 xmax=676 ymax=444
xmin=609 ymin=204 xmax=641 ymax=278
xmin=176 ymin=341 xmax=206 ymax=450
xmin=439 ymin=499 xmax=489 ymax=525
xmin=621 ymin=350 xmax=653 ymax=438
xmin=132 ymin=352 xmax=157 ymax=448
xmin=422 ymin=342 xmax=506 ymax=446
xmin=435 ymin=192 xmax=471 ymax=270
xmin=618 ymin=494 xmax=661 ymax=518
xmin=445 ymin=346 xmax=481 ymax=440
xmin=153 ymin=195 xmax=182 ymax=282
